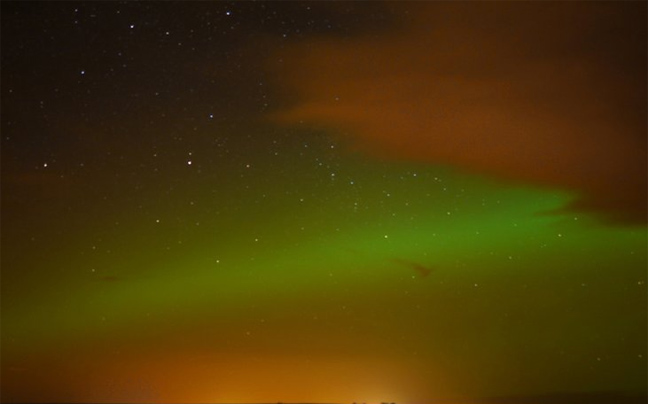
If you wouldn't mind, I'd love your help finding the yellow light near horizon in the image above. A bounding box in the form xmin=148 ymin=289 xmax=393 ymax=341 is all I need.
xmin=75 ymin=349 xmax=429 ymax=404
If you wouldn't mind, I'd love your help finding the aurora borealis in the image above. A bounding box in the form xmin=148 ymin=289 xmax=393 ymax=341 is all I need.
xmin=1 ymin=2 xmax=646 ymax=403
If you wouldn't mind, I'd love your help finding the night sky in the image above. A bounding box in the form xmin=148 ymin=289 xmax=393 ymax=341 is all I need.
xmin=1 ymin=2 xmax=647 ymax=403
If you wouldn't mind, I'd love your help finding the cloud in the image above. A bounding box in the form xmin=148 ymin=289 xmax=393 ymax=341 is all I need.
xmin=392 ymin=258 xmax=434 ymax=278
xmin=270 ymin=2 xmax=647 ymax=225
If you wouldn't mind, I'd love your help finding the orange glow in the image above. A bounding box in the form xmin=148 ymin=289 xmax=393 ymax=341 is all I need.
xmin=65 ymin=350 xmax=438 ymax=403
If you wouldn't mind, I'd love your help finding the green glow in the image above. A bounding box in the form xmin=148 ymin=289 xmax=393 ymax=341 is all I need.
xmin=4 ymin=156 xmax=645 ymax=376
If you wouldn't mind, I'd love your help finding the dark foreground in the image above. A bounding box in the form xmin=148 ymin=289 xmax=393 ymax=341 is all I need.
xmin=467 ymin=391 xmax=647 ymax=404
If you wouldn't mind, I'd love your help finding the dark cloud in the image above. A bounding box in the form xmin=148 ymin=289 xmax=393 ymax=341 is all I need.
xmin=392 ymin=258 xmax=434 ymax=278
xmin=270 ymin=2 xmax=647 ymax=225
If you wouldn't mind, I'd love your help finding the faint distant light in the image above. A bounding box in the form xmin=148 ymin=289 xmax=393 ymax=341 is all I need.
xmin=80 ymin=70 xmax=85 ymax=75
xmin=43 ymin=163 xmax=48 ymax=167
xmin=225 ymin=10 xmax=232 ymax=16
xmin=130 ymin=24 xmax=135 ymax=29
xmin=187 ymin=160 xmax=192 ymax=165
